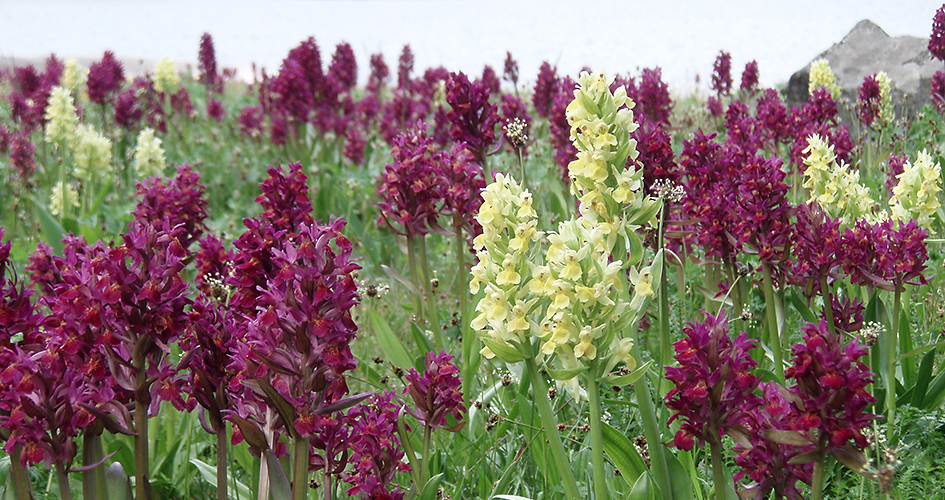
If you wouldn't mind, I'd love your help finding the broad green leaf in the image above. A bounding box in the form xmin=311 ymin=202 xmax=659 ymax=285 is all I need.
xmin=369 ymin=310 xmax=413 ymax=369
xmin=599 ymin=361 xmax=653 ymax=387
xmin=481 ymin=338 xmax=526 ymax=363
xmin=105 ymin=462 xmax=134 ymax=500
xmin=264 ymin=449 xmax=293 ymax=500
xmin=31 ymin=196 xmax=65 ymax=255
xmin=410 ymin=322 xmax=435 ymax=356
xmin=788 ymin=290 xmax=817 ymax=323
xmin=601 ymin=421 xmax=647 ymax=485
xmin=418 ymin=473 xmax=445 ymax=500
xmin=666 ymin=452 xmax=696 ymax=500
xmin=629 ymin=472 xmax=656 ymax=500
xmin=912 ymin=348 xmax=938 ymax=407
xmin=190 ymin=457 xmax=252 ymax=499
xmin=546 ymin=366 xmax=587 ymax=380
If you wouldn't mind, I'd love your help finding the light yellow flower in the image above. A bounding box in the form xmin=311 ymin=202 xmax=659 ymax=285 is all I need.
xmin=133 ymin=128 xmax=166 ymax=178
xmin=153 ymin=56 xmax=180 ymax=94
xmin=875 ymin=71 xmax=894 ymax=128
xmin=44 ymin=86 xmax=78 ymax=145
xmin=889 ymin=150 xmax=942 ymax=230
xmin=49 ymin=180 xmax=79 ymax=216
xmin=809 ymin=58 xmax=840 ymax=100
xmin=60 ymin=60 xmax=87 ymax=96
xmin=73 ymin=124 xmax=113 ymax=180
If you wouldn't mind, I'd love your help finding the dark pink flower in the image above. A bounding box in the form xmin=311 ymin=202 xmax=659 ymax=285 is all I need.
xmin=857 ymin=74 xmax=881 ymax=128
xmin=344 ymin=391 xmax=410 ymax=499
xmin=376 ymin=121 xmax=450 ymax=237
xmin=207 ymin=97 xmax=225 ymax=121
xmin=711 ymin=50 xmax=733 ymax=96
xmin=445 ymin=72 xmax=499 ymax=164
xmin=87 ymin=51 xmax=125 ymax=106
xmin=404 ymin=350 xmax=466 ymax=429
xmin=132 ymin=165 xmax=209 ymax=251
xmin=930 ymin=5 xmax=945 ymax=62
xmin=480 ymin=65 xmax=500 ymax=95
xmin=367 ymin=53 xmax=389 ymax=93
xmin=238 ymin=105 xmax=265 ymax=138
xmin=397 ymin=45 xmax=414 ymax=90
xmin=532 ymin=61 xmax=558 ymax=118
xmin=198 ymin=32 xmax=220 ymax=92
xmin=740 ymin=60 xmax=759 ymax=94
xmin=665 ymin=311 xmax=760 ymax=451
xmin=931 ymin=71 xmax=945 ymax=110
xmin=633 ymin=67 xmax=672 ymax=125
xmin=328 ymin=41 xmax=358 ymax=92
xmin=784 ymin=319 xmax=876 ymax=449
xmin=503 ymin=51 xmax=519 ymax=86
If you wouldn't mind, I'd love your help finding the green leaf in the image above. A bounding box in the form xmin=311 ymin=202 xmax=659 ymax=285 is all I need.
xmin=788 ymin=290 xmax=817 ymax=323
xmin=666 ymin=452 xmax=696 ymax=500
xmin=105 ymin=462 xmax=134 ymax=500
xmin=480 ymin=338 xmax=526 ymax=363
xmin=264 ymin=449 xmax=293 ymax=500
xmin=787 ymin=449 xmax=820 ymax=465
xmin=912 ymin=348 xmax=938 ymax=407
xmin=599 ymin=361 xmax=652 ymax=387
xmin=190 ymin=457 xmax=252 ymax=499
xmin=893 ymin=342 xmax=945 ymax=365
xmin=601 ymin=421 xmax=647 ymax=486
xmin=418 ymin=473 xmax=445 ymax=500
xmin=493 ymin=496 xmax=535 ymax=500
xmin=628 ymin=230 xmax=644 ymax=267
xmin=369 ymin=310 xmax=413 ymax=369
xmin=628 ymin=472 xmax=656 ymax=500
xmin=31 ymin=196 xmax=65 ymax=255
xmin=546 ymin=366 xmax=587 ymax=380
xmin=410 ymin=322 xmax=436 ymax=356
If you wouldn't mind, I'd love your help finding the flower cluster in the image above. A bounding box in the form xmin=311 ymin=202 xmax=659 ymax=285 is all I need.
xmin=445 ymin=72 xmax=498 ymax=163
xmin=858 ymin=72 xmax=893 ymax=129
xmin=532 ymin=62 xmax=558 ymax=118
xmin=802 ymin=134 xmax=876 ymax=224
xmin=888 ymin=149 xmax=942 ymax=230
xmin=198 ymin=32 xmax=220 ymax=91
xmin=503 ymin=51 xmax=519 ymax=87
xmin=808 ymin=59 xmax=840 ymax=100
xmin=153 ymin=56 xmax=180 ymax=94
xmin=44 ymin=86 xmax=78 ymax=145
xmin=133 ymin=128 xmax=167 ymax=178
xmin=711 ymin=50 xmax=732 ymax=96
xmin=740 ymin=60 xmax=759 ymax=94
xmin=343 ymin=391 xmax=410 ymax=499
xmin=376 ymin=122 xmax=450 ymax=236
xmin=784 ymin=319 xmax=875 ymax=448
xmin=132 ymin=165 xmax=209 ymax=250
xmin=665 ymin=311 xmax=760 ymax=451
xmin=404 ymin=350 xmax=466 ymax=429
xmin=930 ymin=4 xmax=945 ymax=62
xmin=86 ymin=51 xmax=124 ymax=105
xmin=790 ymin=203 xmax=845 ymax=298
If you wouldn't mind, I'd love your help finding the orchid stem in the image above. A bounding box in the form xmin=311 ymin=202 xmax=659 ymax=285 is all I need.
xmin=762 ymin=263 xmax=784 ymax=381
xmin=523 ymin=356 xmax=580 ymax=500
xmin=587 ymin=361 xmax=608 ymax=500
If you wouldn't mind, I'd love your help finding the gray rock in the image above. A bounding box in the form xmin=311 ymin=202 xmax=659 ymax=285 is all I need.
xmin=784 ymin=19 xmax=942 ymax=120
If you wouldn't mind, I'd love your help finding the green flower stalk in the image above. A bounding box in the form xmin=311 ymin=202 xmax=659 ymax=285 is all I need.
xmin=802 ymin=134 xmax=879 ymax=224
xmin=809 ymin=58 xmax=841 ymax=100
xmin=134 ymin=127 xmax=167 ymax=178
xmin=153 ymin=56 xmax=181 ymax=94
xmin=889 ymin=150 xmax=942 ymax=230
